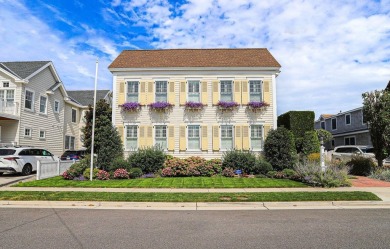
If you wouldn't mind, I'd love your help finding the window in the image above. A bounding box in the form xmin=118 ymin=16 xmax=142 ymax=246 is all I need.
xmin=251 ymin=125 xmax=263 ymax=150
xmin=155 ymin=125 xmax=167 ymax=149
xmin=362 ymin=111 xmax=367 ymax=124
xmin=221 ymin=125 xmax=233 ymax=150
xmin=320 ymin=121 xmax=325 ymax=129
xmin=345 ymin=137 xmax=356 ymax=145
xmin=188 ymin=80 xmax=200 ymax=102
xmin=126 ymin=125 xmax=138 ymax=150
xmin=39 ymin=96 xmax=47 ymax=113
xmin=331 ymin=139 xmax=335 ymax=147
xmin=127 ymin=81 xmax=139 ymax=102
xmin=39 ymin=130 xmax=46 ymax=139
xmin=155 ymin=81 xmax=167 ymax=102
xmin=65 ymin=136 xmax=75 ymax=150
xmin=249 ymin=80 xmax=262 ymax=101
xmin=0 ymin=89 xmax=14 ymax=106
xmin=188 ymin=125 xmax=200 ymax=150
xmin=54 ymin=100 xmax=60 ymax=113
xmin=220 ymin=80 xmax=233 ymax=101
xmin=331 ymin=118 xmax=337 ymax=130
xmin=24 ymin=128 xmax=32 ymax=137
xmin=25 ymin=90 xmax=34 ymax=110
xmin=3 ymin=82 xmax=9 ymax=88
xmin=345 ymin=114 xmax=351 ymax=125
xmin=72 ymin=109 xmax=77 ymax=123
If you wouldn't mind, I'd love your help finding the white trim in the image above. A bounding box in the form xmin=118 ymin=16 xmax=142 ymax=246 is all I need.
xmin=186 ymin=80 xmax=201 ymax=103
xmin=24 ymin=127 xmax=32 ymax=138
xmin=54 ymin=99 xmax=60 ymax=113
xmin=109 ymin=67 xmax=281 ymax=73
xmin=249 ymin=124 xmax=264 ymax=152
xmin=272 ymin=74 xmax=277 ymax=129
xmin=345 ymin=113 xmax=351 ymax=125
xmin=125 ymin=80 xmax=140 ymax=103
xmin=39 ymin=129 xmax=46 ymax=140
xmin=38 ymin=94 xmax=48 ymax=114
xmin=24 ymin=88 xmax=35 ymax=112
xmin=220 ymin=124 xmax=234 ymax=151
xmin=71 ymin=108 xmax=77 ymax=123
xmin=154 ymin=80 xmax=168 ymax=102
xmin=124 ymin=124 xmax=139 ymax=151
xmin=187 ymin=124 xmax=201 ymax=152
xmin=112 ymin=75 xmax=117 ymax=125
xmin=153 ymin=124 xmax=168 ymax=151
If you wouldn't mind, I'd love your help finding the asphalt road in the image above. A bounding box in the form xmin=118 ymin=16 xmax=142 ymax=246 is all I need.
xmin=0 ymin=209 xmax=389 ymax=249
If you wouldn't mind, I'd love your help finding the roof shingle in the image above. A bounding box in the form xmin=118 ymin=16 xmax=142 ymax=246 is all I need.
xmin=67 ymin=90 xmax=111 ymax=106
xmin=0 ymin=61 xmax=50 ymax=79
xmin=109 ymin=48 xmax=281 ymax=69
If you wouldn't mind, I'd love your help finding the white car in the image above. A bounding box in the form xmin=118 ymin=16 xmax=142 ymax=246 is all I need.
xmin=331 ymin=145 xmax=375 ymax=162
xmin=0 ymin=147 xmax=58 ymax=176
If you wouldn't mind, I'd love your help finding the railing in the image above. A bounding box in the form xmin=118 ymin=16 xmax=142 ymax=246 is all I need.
xmin=0 ymin=101 xmax=19 ymax=116
xmin=36 ymin=160 xmax=75 ymax=180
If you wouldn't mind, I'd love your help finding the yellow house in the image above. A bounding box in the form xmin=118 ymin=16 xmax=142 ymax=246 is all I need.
xmin=109 ymin=48 xmax=281 ymax=159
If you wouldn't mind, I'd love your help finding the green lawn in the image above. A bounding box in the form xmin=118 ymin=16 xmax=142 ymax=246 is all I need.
xmin=0 ymin=191 xmax=380 ymax=202
xmin=14 ymin=176 xmax=307 ymax=188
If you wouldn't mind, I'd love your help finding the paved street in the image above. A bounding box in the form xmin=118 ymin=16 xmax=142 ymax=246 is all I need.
xmin=0 ymin=208 xmax=389 ymax=249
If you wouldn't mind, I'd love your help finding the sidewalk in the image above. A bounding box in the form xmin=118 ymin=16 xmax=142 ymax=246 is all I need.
xmin=1 ymin=186 xmax=390 ymax=210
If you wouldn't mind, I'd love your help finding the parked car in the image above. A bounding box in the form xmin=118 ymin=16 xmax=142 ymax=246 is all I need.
xmin=331 ymin=145 xmax=375 ymax=162
xmin=0 ymin=147 xmax=58 ymax=176
xmin=60 ymin=150 xmax=86 ymax=161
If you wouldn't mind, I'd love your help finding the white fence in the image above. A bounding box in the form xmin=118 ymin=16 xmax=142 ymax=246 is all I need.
xmin=36 ymin=160 xmax=75 ymax=180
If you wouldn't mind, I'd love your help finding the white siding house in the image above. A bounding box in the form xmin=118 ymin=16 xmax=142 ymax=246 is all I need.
xmin=109 ymin=48 xmax=281 ymax=159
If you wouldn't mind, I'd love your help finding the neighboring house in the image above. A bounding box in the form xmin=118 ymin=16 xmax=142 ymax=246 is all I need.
xmin=109 ymin=48 xmax=281 ymax=159
xmin=314 ymin=107 xmax=371 ymax=150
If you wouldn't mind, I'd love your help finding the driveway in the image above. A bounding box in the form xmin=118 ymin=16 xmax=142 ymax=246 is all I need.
xmin=0 ymin=173 xmax=35 ymax=187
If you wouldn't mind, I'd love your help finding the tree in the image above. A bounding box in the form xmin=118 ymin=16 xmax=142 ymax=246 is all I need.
xmin=82 ymin=99 xmax=123 ymax=170
xmin=315 ymin=129 xmax=333 ymax=143
xmin=301 ymin=131 xmax=320 ymax=156
xmin=264 ymin=127 xmax=298 ymax=170
xmin=362 ymin=89 xmax=390 ymax=168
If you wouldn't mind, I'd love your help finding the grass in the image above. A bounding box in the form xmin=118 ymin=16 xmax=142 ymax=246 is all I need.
xmin=0 ymin=191 xmax=380 ymax=202
xmin=14 ymin=176 xmax=308 ymax=188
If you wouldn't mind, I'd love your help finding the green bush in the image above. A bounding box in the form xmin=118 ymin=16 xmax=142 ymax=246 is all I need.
xmin=221 ymin=168 xmax=235 ymax=177
xmin=205 ymin=159 xmax=223 ymax=174
xmin=370 ymin=169 xmax=390 ymax=182
xmin=108 ymin=157 xmax=130 ymax=172
xmin=254 ymin=157 xmax=273 ymax=174
xmin=69 ymin=160 xmax=89 ymax=177
xmin=277 ymin=111 xmax=315 ymax=139
xmin=347 ymin=156 xmax=376 ymax=176
xmin=222 ymin=150 xmax=256 ymax=174
xmin=129 ymin=168 xmax=143 ymax=179
xmin=281 ymin=168 xmax=297 ymax=178
xmin=83 ymin=168 xmax=99 ymax=179
xmin=315 ymin=129 xmax=333 ymax=143
xmin=264 ymin=127 xmax=298 ymax=170
xmin=301 ymin=131 xmax=320 ymax=155
xmin=127 ymin=146 xmax=165 ymax=173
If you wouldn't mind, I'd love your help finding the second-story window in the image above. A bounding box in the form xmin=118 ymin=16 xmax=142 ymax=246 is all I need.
xmin=331 ymin=118 xmax=337 ymax=130
xmin=155 ymin=81 xmax=167 ymax=102
xmin=72 ymin=109 xmax=77 ymax=123
xmin=0 ymin=89 xmax=14 ymax=106
xmin=25 ymin=90 xmax=34 ymax=110
xmin=54 ymin=100 xmax=60 ymax=113
xmin=220 ymin=80 xmax=233 ymax=101
xmin=39 ymin=96 xmax=47 ymax=114
xmin=320 ymin=121 xmax=325 ymax=129
xmin=345 ymin=114 xmax=351 ymax=125
xmin=249 ymin=80 xmax=262 ymax=101
xmin=127 ymin=81 xmax=139 ymax=102
xmin=188 ymin=80 xmax=200 ymax=102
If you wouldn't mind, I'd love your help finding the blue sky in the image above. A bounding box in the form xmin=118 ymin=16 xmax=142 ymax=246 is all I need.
xmin=1 ymin=0 xmax=389 ymax=118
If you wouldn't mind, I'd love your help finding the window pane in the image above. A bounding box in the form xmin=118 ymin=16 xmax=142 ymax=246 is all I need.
xmin=221 ymin=138 xmax=233 ymax=150
xmin=72 ymin=109 xmax=77 ymax=122
xmin=127 ymin=81 xmax=139 ymax=102
xmin=40 ymin=96 xmax=46 ymax=113
xmin=25 ymin=91 xmax=33 ymax=109
xmin=70 ymin=137 xmax=75 ymax=150
xmin=6 ymin=90 xmax=14 ymax=102
xmin=55 ymin=101 xmax=59 ymax=112
xmin=155 ymin=138 xmax=167 ymax=149
xmin=188 ymin=81 xmax=200 ymax=93
xmin=188 ymin=138 xmax=200 ymax=150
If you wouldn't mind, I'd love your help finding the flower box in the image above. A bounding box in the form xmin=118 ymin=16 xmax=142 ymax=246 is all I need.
xmin=216 ymin=101 xmax=239 ymax=111
xmin=247 ymin=101 xmax=270 ymax=112
xmin=120 ymin=102 xmax=141 ymax=112
xmin=148 ymin=101 xmax=174 ymax=112
xmin=184 ymin=101 xmax=205 ymax=111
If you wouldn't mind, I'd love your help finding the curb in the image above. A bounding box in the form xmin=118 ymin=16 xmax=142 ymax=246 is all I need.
xmin=0 ymin=175 xmax=35 ymax=188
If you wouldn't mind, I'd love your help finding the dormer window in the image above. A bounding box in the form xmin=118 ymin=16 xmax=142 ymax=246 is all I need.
xmin=3 ymin=82 xmax=9 ymax=88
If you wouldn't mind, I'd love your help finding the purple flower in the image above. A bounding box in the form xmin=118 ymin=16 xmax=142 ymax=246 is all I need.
xmin=185 ymin=101 xmax=204 ymax=109
xmin=247 ymin=101 xmax=270 ymax=109
xmin=217 ymin=101 xmax=239 ymax=109
xmin=121 ymin=102 xmax=141 ymax=111
xmin=148 ymin=101 xmax=173 ymax=110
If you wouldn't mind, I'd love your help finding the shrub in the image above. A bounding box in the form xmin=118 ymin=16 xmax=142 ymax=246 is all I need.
xmin=96 ymin=170 xmax=110 ymax=180
xmin=69 ymin=161 xmax=88 ymax=177
xmin=113 ymin=168 xmax=129 ymax=179
xmin=108 ymin=157 xmax=131 ymax=172
xmin=267 ymin=170 xmax=278 ymax=178
xmin=264 ymin=127 xmax=298 ymax=170
xmin=307 ymin=153 xmax=320 ymax=162
xmin=301 ymin=131 xmax=320 ymax=156
xmin=83 ymin=168 xmax=99 ymax=179
xmin=161 ymin=167 xmax=176 ymax=177
xmin=254 ymin=157 xmax=273 ymax=174
xmin=62 ymin=170 xmax=75 ymax=180
xmin=129 ymin=168 xmax=143 ymax=179
xmin=370 ymin=169 xmax=390 ymax=182
xmin=128 ymin=146 xmax=165 ymax=173
xmin=221 ymin=167 xmax=235 ymax=177
xmin=185 ymin=157 xmax=212 ymax=176
xmin=277 ymin=111 xmax=315 ymax=139
xmin=205 ymin=159 xmax=223 ymax=174
xmin=222 ymin=150 xmax=256 ymax=174
xmin=347 ymin=156 xmax=376 ymax=176
xmin=164 ymin=157 xmax=187 ymax=176
xmin=315 ymin=129 xmax=333 ymax=143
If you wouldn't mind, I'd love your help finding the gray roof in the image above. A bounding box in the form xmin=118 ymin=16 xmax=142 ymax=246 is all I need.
xmin=67 ymin=90 xmax=111 ymax=106
xmin=0 ymin=61 xmax=50 ymax=79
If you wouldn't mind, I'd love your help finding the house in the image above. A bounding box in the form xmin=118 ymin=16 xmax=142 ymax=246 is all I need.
xmin=0 ymin=61 xmax=107 ymax=156
xmin=314 ymin=107 xmax=371 ymax=150
xmin=109 ymin=48 xmax=281 ymax=158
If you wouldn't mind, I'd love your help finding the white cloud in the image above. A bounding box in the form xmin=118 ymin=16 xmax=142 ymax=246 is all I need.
xmin=120 ymin=0 xmax=390 ymax=118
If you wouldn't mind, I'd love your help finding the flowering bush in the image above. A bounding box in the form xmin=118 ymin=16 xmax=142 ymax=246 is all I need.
xmin=216 ymin=101 xmax=239 ymax=110
xmin=247 ymin=101 xmax=270 ymax=110
xmin=96 ymin=170 xmax=110 ymax=180
xmin=148 ymin=101 xmax=173 ymax=111
xmin=83 ymin=168 xmax=99 ymax=179
xmin=205 ymin=159 xmax=223 ymax=174
xmin=62 ymin=170 xmax=76 ymax=180
xmin=221 ymin=167 xmax=235 ymax=177
xmin=161 ymin=167 xmax=176 ymax=177
xmin=185 ymin=101 xmax=204 ymax=110
xmin=162 ymin=157 xmax=223 ymax=177
xmin=121 ymin=102 xmax=141 ymax=111
xmin=113 ymin=168 xmax=129 ymax=179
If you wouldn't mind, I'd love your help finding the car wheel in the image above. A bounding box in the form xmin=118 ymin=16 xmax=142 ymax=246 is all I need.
xmin=21 ymin=164 xmax=32 ymax=176
xmin=0 ymin=172 xmax=3 ymax=176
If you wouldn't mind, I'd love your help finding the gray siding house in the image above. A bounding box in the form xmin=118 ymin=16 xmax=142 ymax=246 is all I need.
xmin=315 ymin=107 xmax=371 ymax=150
